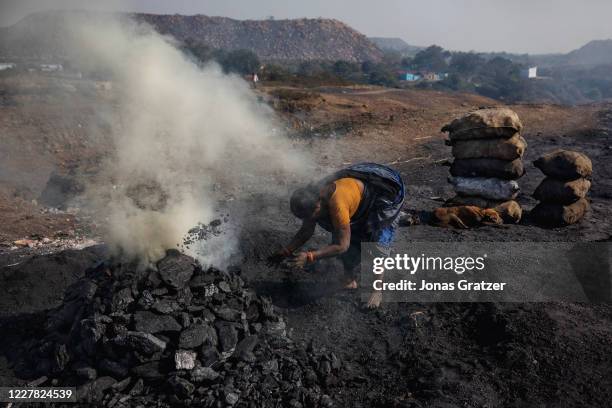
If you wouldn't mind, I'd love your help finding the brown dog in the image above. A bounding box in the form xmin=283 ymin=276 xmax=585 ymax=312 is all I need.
xmin=431 ymin=206 xmax=503 ymax=229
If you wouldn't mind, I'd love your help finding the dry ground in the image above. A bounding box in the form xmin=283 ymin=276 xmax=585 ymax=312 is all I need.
xmin=1 ymin=75 xmax=611 ymax=407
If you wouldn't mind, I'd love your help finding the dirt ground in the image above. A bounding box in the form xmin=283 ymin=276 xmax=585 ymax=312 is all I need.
xmin=1 ymin=75 xmax=611 ymax=406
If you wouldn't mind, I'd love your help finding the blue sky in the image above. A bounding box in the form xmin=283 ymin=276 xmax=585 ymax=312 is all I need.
xmin=1 ymin=0 xmax=611 ymax=54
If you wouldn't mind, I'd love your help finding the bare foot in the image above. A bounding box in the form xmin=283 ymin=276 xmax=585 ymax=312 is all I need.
xmin=344 ymin=279 xmax=358 ymax=289
xmin=367 ymin=291 xmax=382 ymax=308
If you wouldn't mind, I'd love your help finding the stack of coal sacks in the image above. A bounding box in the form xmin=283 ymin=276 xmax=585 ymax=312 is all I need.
xmin=531 ymin=150 xmax=592 ymax=226
xmin=442 ymin=107 xmax=526 ymax=224
xmin=13 ymin=249 xmax=339 ymax=407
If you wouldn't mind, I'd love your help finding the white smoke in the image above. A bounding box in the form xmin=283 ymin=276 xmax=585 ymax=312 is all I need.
xmin=64 ymin=14 xmax=308 ymax=266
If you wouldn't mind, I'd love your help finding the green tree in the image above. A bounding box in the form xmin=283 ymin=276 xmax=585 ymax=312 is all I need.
xmin=368 ymin=66 xmax=398 ymax=87
xmin=411 ymin=45 xmax=450 ymax=72
xmin=262 ymin=64 xmax=291 ymax=81
xmin=400 ymin=56 xmax=413 ymax=69
xmin=332 ymin=60 xmax=361 ymax=78
xmin=219 ymin=49 xmax=261 ymax=75
xmin=361 ymin=60 xmax=377 ymax=74
xmin=298 ymin=60 xmax=332 ymax=77
xmin=449 ymin=52 xmax=485 ymax=75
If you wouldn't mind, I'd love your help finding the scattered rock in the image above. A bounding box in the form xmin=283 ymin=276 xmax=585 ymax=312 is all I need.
xmin=75 ymin=366 xmax=97 ymax=381
xmin=225 ymin=389 xmax=240 ymax=405
xmin=168 ymin=375 xmax=195 ymax=398
xmin=133 ymin=311 xmax=181 ymax=333
xmin=157 ymin=249 xmax=195 ymax=289
xmin=175 ymin=350 xmax=197 ymax=370
xmin=190 ymin=366 xmax=219 ymax=382
xmin=216 ymin=322 xmax=238 ymax=352
xmin=179 ymin=323 xmax=217 ymax=349
xmin=114 ymin=331 xmax=167 ymax=354
xmin=130 ymin=362 xmax=164 ymax=380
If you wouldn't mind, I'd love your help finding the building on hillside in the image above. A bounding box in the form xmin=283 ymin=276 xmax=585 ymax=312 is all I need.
xmin=422 ymin=72 xmax=449 ymax=81
xmin=398 ymin=71 xmax=422 ymax=81
xmin=398 ymin=70 xmax=448 ymax=82
xmin=521 ymin=66 xmax=538 ymax=79
xmin=40 ymin=64 xmax=63 ymax=72
xmin=0 ymin=63 xmax=16 ymax=71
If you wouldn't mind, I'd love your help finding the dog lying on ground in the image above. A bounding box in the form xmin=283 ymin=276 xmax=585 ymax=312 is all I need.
xmin=430 ymin=205 xmax=504 ymax=229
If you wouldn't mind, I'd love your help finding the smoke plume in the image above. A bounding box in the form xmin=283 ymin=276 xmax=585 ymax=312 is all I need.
xmin=63 ymin=14 xmax=308 ymax=266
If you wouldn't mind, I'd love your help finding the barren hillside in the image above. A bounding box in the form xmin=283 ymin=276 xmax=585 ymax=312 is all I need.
xmin=0 ymin=11 xmax=384 ymax=62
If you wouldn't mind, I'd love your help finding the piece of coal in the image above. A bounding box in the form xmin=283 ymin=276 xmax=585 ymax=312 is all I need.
xmin=157 ymin=250 xmax=195 ymax=289
xmin=168 ymin=375 xmax=195 ymax=398
xmin=225 ymin=389 xmax=240 ymax=405
xmin=52 ymin=344 xmax=70 ymax=373
xmin=215 ymin=322 xmax=238 ymax=352
xmin=114 ymin=331 xmax=167 ymax=354
xmin=179 ymin=323 xmax=217 ymax=349
xmin=137 ymin=290 xmax=155 ymax=309
xmin=151 ymin=298 xmax=181 ymax=314
xmin=75 ymin=367 xmax=97 ymax=381
xmin=128 ymin=378 xmax=144 ymax=395
xmin=130 ymin=362 xmax=164 ymax=380
xmin=200 ymin=346 xmax=220 ymax=367
xmin=111 ymin=376 xmax=132 ymax=392
xmin=190 ymin=366 xmax=220 ymax=382
xmin=76 ymin=376 xmax=117 ymax=402
xmin=78 ymin=318 xmax=107 ymax=357
xmin=99 ymin=359 xmax=129 ymax=378
xmin=213 ymin=306 xmax=242 ymax=322
xmin=133 ymin=311 xmax=181 ymax=333
xmin=234 ymin=335 xmax=258 ymax=356
xmin=111 ymin=288 xmax=134 ymax=312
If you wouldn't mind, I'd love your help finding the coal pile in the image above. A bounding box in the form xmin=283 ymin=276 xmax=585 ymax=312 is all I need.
xmin=531 ymin=149 xmax=593 ymax=226
xmin=11 ymin=249 xmax=339 ymax=407
xmin=442 ymin=107 xmax=526 ymax=224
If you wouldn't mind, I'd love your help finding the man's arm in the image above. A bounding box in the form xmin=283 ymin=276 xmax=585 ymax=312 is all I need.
xmin=284 ymin=219 xmax=317 ymax=253
xmin=311 ymin=224 xmax=351 ymax=259
xmin=288 ymin=224 xmax=351 ymax=267
xmin=268 ymin=220 xmax=317 ymax=266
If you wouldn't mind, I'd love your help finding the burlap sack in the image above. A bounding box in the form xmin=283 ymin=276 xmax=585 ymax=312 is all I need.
xmin=494 ymin=200 xmax=522 ymax=224
xmin=451 ymin=134 xmax=527 ymax=160
xmin=445 ymin=195 xmax=503 ymax=209
xmin=450 ymin=158 xmax=525 ymax=180
xmin=533 ymin=177 xmax=591 ymax=204
xmin=533 ymin=150 xmax=592 ymax=180
xmin=530 ymin=198 xmax=589 ymax=227
xmin=444 ymin=197 xmax=522 ymax=224
xmin=449 ymin=176 xmax=519 ymax=200
xmin=442 ymin=107 xmax=523 ymax=141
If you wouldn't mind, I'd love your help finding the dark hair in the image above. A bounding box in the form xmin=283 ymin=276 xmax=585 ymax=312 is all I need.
xmin=290 ymin=184 xmax=320 ymax=219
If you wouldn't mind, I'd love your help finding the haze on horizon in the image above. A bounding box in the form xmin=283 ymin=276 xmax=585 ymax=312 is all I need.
xmin=1 ymin=0 xmax=611 ymax=55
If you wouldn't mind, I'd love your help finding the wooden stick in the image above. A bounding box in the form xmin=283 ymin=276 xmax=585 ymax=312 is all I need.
xmin=385 ymin=155 xmax=431 ymax=165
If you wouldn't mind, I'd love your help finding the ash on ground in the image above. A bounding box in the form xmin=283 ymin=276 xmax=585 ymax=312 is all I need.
xmin=181 ymin=217 xmax=229 ymax=247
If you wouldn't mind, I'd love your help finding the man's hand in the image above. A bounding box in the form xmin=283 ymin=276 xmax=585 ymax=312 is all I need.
xmin=287 ymin=252 xmax=310 ymax=268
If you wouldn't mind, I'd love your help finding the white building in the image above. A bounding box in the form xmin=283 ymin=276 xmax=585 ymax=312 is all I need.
xmin=521 ymin=66 xmax=537 ymax=79
xmin=40 ymin=64 xmax=63 ymax=72
xmin=0 ymin=63 xmax=16 ymax=71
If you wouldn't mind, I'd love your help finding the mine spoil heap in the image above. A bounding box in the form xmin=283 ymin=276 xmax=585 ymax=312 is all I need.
xmin=12 ymin=249 xmax=339 ymax=407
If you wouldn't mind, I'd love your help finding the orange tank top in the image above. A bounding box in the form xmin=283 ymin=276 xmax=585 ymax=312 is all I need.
xmin=327 ymin=177 xmax=364 ymax=229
